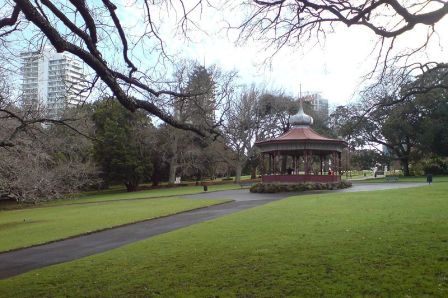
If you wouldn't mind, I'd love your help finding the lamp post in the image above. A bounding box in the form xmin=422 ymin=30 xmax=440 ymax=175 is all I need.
xmin=345 ymin=135 xmax=351 ymax=179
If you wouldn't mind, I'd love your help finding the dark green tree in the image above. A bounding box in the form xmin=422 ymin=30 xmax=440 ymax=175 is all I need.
xmin=410 ymin=64 xmax=448 ymax=157
xmin=257 ymin=93 xmax=297 ymax=137
xmin=303 ymin=101 xmax=335 ymax=138
xmin=178 ymin=65 xmax=216 ymax=127
xmin=333 ymin=64 xmax=448 ymax=176
xmin=92 ymin=99 xmax=153 ymax=192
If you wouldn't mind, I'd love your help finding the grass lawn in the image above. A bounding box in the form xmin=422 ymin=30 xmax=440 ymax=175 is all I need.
xmin=1 ymin=182 xmax=447 ymax=297
xmin=360 ymin=175 xmax=448 ymax=183
xmin=0 ymin=197 xmax=228 ymax=252
xmin=47 ymin=184 xmax=242 ymax=206
xmin=0 ymin=184 xmax=243 ymax=211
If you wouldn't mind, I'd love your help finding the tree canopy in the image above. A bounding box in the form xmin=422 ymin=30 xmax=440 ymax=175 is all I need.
xmin=333 ymin=64 xmax=448 ymax=175
xmin=92 ymin=99 xmax=154 ymax=192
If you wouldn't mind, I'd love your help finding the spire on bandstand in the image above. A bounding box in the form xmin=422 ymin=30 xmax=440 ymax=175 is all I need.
xmin=290 ymin=84 xmax=314 ymax=127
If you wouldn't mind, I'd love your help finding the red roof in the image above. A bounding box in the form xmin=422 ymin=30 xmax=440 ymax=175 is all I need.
xmin=256 ymin=127 xmax=345 ymax=145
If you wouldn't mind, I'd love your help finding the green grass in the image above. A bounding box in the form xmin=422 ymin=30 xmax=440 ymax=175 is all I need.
xmin=1 ymin=183 xmax=447 ymax=297
xmin=0 ymin=184 xmax=243 ymax=211
xmin=47 ymin=184 xmax=241 ymax=206
xmin=0 ymin=197 xmax=227 ymax=252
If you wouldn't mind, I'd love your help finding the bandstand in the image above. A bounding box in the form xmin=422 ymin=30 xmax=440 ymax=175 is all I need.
xmin=255 ymin=103 xmax=347 ymax=183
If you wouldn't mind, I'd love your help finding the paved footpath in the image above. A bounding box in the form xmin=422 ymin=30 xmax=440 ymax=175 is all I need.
xmin=0 ymin=182 xmax=424 ymax=279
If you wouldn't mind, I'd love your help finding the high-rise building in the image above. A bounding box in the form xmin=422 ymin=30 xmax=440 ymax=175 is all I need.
xmin=21 ymin=48 xmax=86 ymax=116
xmin=299 ymin=93 xmax=329 ymax=122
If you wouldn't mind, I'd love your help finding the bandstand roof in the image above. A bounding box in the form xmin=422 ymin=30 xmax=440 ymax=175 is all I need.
xmin=255 ymin=102 xmax=347 ymax=153
xmin=257 ymin=126 xmax=344 ymax=144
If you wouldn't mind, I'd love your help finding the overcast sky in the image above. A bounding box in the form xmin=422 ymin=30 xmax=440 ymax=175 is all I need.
xmin=5 ymin=1 xmax=446 ymax=108
xmin=131 ymin=1 xmax=448 ymax=107
xmin=11 ymin=1 xmax=429 ymax=109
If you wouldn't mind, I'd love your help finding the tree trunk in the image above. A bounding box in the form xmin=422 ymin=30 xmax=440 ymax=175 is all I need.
xmin=235 ymin=164 xmax=242 ymax=183
xmin=168 ymin=158 xmax=177 ymax=184
xmin=168 ymin=130 xmax=179 ymax=184
xmin=401 ymin=158 xmax=410 ymax=176
xmin=125 ymin=180 xmax=139 ymax=192
xmin=251 ymin=165 xmax=257 ymax=179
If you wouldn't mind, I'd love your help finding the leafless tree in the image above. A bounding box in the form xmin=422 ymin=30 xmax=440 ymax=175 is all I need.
xmin=351 ymin=62 xmax=448 ymax=119
xmin=160 ymin=61 xmax=237 ymax=183
xmin=238 ymin=1 xmax=448 ymax=75
xmin=0 ymin=142 xmax=98 ymax=203
xmin=257 ymin=91 xmax=298 ymax=138
xmin=0 ymin=0 xmax=219 ymax=136
xmin=222 ymin=85 xmax=262 ymax=182
xmin=0 ymin=59 xmax=99 ymax=202
xmin=2 ymin=0 xmax=446 ymax=138
xmin=0 ymin=105 xmax=98 ymax=203
xmin=0 ymin=66 xmax=91 ymax=149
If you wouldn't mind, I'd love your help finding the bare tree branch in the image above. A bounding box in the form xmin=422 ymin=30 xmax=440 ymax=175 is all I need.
xmin=3 ymin=0 xmax=217 ymax=136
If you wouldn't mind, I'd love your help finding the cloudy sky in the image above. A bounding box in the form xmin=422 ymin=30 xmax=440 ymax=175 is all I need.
xmin=141 ymin=1 xmax=448 ymax=107
xmin=112 ymin=1 xmax=448 ymax=107
xmin=5 ymin=1 xmax=446 ymax=108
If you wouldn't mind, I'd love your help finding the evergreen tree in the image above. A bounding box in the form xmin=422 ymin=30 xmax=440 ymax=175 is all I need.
xmin=92 ymin=99 xmax=153 ymax=192
xmin=178 ymin=65 xmax=216 ymax=126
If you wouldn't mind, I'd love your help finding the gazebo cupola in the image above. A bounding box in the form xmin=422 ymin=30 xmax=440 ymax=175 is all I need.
xmin=255 ymin=101 xmax=347 ymax=183
xmin=290 ymin=102 xmax=314 ymax=127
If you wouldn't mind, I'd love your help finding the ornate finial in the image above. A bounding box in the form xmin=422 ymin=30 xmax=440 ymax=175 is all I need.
xmin=290 ymin=98 xmax=314 ymax=127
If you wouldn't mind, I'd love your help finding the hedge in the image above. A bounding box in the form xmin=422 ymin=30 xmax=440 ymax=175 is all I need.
xmin=250 ymin=181 xmax=352 ymax=193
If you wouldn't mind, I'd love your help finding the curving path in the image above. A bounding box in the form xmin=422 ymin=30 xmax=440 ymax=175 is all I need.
xmin=0 ymin=182 xmax=425 ymax=279
xmin=182 ymin=181 xmax=425 ymax=201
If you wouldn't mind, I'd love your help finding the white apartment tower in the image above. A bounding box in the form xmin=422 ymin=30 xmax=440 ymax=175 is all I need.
xmin=21 ymin=48 xmax=86 ymax=116
xmin=300 ymin=93 xmax=329 ymax=122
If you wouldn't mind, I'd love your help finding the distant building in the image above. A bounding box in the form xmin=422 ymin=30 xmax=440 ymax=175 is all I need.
xmin=299 ymin=93 xmax=329 ymax=123
xmin=21 ymin=48 xmax=86 ymax=116
xmin=382 ymin=145 xmax=392 ymax=156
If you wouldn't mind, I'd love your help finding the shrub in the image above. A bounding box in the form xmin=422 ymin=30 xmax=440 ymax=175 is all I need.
xmin=250 ymin=181 xmax=352 ymax=193
xmin=421 ymin=157 xmax=448 ymax=175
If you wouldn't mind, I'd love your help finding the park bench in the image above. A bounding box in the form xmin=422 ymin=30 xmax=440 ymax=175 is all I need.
xmin=385 ymin=176 xmax=399 ymax=182
xmin=239 ymin=182 xmax=253 ymax=188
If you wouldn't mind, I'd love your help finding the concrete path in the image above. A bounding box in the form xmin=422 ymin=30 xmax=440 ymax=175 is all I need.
xmin=0 ymin=182 xmax=425 ymax=279
xmin=183 ymin=182 xmax=425 ymax=200
xmin=346 ymin=181 xmax=424 ymax=192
